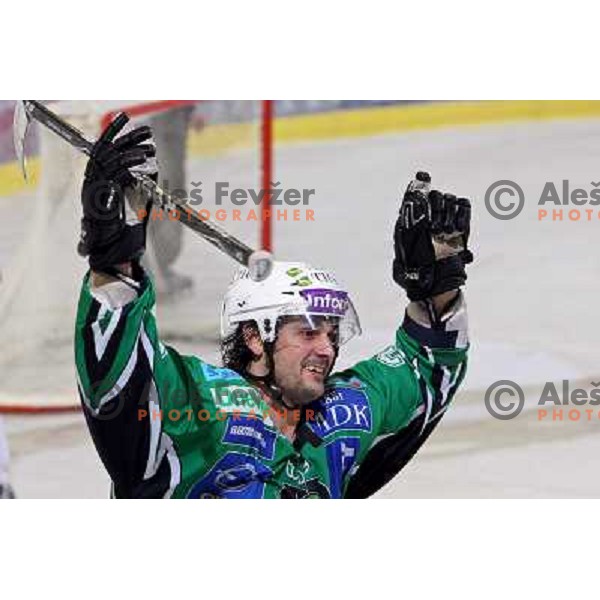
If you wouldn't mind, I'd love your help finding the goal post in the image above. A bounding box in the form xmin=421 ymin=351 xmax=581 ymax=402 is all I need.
xmin=261 ymin=100 xmax=273 ymax=252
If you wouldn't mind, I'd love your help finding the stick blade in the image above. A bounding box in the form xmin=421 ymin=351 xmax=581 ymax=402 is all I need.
xmin=13 ymin=101 xmax=31 ymax=180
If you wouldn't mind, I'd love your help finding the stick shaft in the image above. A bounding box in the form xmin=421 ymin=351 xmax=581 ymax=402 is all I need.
xmin=23 ymin=101 xmax=256 ymax=267
xmin=139 ymin=178 xmax=254 ymax=265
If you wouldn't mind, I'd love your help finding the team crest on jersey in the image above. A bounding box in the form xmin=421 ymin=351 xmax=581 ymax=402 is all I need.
xmin=187 ymin=453 xmax=273 ymax=499
xmin=375 ymin=345 xmax=406 ymax=368
xmin=280 ymin=478 xmax=331 ymax=499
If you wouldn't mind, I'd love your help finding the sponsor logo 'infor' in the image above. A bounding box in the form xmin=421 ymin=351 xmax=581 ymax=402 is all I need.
xmin=301 ymin=288 xmax=349 ymax=316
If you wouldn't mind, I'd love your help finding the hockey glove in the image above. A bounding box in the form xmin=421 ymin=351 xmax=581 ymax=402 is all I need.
xmin=393 ymin=171 xmax=473 ymax=301
xmin=78 ymin=113 xmax=157 ymax=272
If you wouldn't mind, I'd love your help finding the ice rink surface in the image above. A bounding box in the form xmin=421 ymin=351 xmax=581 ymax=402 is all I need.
xmin=2 ymin=117 xmax=599 ymax=497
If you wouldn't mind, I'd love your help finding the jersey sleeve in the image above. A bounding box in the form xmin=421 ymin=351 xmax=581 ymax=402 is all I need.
xmin=74 ymin=272 xmax=205 ymax=498
xmin=341 ymin=294 xmax=469 ymax=498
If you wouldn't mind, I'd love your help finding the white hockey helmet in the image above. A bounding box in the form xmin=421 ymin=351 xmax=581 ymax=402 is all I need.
xmin=221 ymin=261 xmax=361 ymax=345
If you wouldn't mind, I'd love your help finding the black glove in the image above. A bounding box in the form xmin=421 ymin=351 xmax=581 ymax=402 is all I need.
xmin=78 ymin=113 xmax=157 ymax=272
xmin=393 ymin=171 xmax=473 ymax=301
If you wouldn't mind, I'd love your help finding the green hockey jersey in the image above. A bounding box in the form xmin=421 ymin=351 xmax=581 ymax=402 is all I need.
xmin=75 ymin=274 xmax=468 ymax=498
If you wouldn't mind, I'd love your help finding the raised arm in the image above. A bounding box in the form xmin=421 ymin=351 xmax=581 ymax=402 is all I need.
xmin=343 ymin=172 xmax=474 ymax=498
xmin=74 ymin=115 xmax=185 ymax=498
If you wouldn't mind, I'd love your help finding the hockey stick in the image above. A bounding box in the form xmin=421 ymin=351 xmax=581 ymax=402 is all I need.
xmin=13 ymin=100 xmax=273 ymax=281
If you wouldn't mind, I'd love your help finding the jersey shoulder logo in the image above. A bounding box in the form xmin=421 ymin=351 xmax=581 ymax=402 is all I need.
xmin=375 ymin=345 xmax=406 ymax=368
xmin=280 ymin=478 xmax=331 ymax=499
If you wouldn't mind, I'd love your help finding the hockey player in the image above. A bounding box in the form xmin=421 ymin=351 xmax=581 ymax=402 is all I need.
xmin=75 ymin=115 xmax=473 ymax=498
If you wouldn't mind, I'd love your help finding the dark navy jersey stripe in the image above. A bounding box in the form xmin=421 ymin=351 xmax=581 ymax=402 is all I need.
xmin=403 ymin=313 xmax=459 ymax=349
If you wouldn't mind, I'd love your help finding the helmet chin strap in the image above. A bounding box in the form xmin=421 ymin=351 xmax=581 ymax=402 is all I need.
xmin=244 ymin=340 xmax=291 ymax=409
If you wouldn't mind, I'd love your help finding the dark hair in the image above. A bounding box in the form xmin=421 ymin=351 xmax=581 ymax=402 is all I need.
xmin=220 ymin=321 xmax=259 ymax=374
xmin=220 ymin=316 xmax=340 ymax=375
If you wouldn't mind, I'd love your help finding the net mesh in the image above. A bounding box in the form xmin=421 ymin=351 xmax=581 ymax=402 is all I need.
xmin=0 ymin=100 xmax=268 ymax=411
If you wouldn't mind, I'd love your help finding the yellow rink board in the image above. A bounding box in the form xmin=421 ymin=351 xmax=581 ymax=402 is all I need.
xmin=3 ymin=100 xmax=600 ymax=197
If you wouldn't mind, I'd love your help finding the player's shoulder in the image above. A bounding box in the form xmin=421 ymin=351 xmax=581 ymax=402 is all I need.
xmin=321 ymin=371 xmax=373 ymax=409
xmin=178 ymin=355 xmax=247 ymax=386
xmin=325 ymin=370 xmax=370 ymax=391
xmin=326 ymin=344 xmax=410 ymax=388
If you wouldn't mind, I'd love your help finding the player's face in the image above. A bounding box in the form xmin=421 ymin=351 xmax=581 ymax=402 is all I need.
xmin=272 ymin=317 xmax=338 ymax=407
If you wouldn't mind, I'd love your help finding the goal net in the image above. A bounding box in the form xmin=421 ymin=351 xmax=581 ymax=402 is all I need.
xmin=0 ymin=100 xmax=273 ymax=412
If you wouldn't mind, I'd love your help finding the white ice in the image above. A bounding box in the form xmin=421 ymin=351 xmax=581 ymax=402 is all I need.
xmin=2 ymin=117 xmax=599 ymax=497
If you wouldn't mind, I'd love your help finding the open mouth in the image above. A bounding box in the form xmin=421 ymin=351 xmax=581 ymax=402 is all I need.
xmin=303 ymin=364 xmax=327 ymax=379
